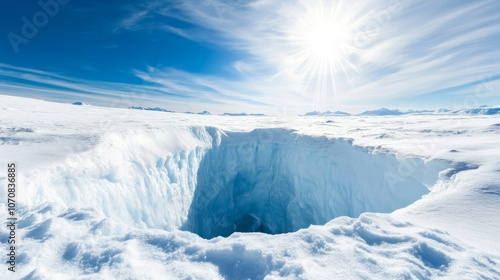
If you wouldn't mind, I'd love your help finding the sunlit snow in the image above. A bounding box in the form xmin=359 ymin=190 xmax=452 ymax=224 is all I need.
xmin=1 ymin=95 xmax=499 ymax=279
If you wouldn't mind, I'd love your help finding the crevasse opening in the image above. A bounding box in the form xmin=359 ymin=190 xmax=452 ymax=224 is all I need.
xmin=183 ymin=129 xmax=452 ymax=239
xmin=24 ymin=127 xmax=455 ymax=239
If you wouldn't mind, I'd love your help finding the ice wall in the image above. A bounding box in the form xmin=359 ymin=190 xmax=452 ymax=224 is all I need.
xmin=21 ymin=127 xmax=215 ymax=230
xmin=184 ymin=129 xmax=452 ymax=238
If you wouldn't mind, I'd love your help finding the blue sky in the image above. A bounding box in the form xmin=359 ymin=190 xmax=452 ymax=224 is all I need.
xmin=1 ymin=0 xmax=499 ymax=114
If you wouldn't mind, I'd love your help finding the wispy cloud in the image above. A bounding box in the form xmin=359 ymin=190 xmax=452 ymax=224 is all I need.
xmin=115 ymin=0 xmax=500 ymax=111
xmin=0 ymin=63 xmax=309 ymax=114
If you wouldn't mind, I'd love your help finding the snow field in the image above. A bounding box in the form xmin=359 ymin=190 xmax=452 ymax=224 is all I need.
xmin=0 ymin=95 xmax=499 ymax=279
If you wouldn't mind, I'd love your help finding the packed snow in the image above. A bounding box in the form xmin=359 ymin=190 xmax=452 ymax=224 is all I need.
xmin=1 ymin=95 xmax=499 ymax=279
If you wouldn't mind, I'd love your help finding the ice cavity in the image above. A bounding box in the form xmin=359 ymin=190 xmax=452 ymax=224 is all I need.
xmin=183 ymin=129 xmax=452 ymax=239
xmin=22 ymin=127 xmax=453 ymax=239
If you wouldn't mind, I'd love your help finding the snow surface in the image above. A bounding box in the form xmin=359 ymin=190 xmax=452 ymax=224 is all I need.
xmin=1 ymin=95 xmax=500 ymax=279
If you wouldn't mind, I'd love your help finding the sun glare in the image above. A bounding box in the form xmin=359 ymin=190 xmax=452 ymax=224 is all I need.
xmin=306 ymin=23 xmax=349 ymax=60
xmin=284 ymin=1 xmax=364 ymax=108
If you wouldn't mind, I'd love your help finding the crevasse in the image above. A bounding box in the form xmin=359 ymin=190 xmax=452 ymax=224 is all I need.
xmin=183 ymin=129 xmax=451 ymax=238
xmin=23 ymin=127 xmax=452 ymax=238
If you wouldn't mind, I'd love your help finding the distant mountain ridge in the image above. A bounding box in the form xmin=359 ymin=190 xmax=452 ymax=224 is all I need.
xmin=359 ymin=106 xmax=500 ymax=116
xmin=360 ymin=108 xmax=404 ymax=116
xmin=70 ymin=101 xmax=500 ymax=116
xmin=129 ymin=106 xmax=175 ymax=113
xmin=303 ymin=111 xmax=350 ymax=116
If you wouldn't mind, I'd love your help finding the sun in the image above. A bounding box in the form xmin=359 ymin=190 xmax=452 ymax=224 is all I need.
xmin=306 ymin=22 xmax=349 ymax=61
xmin=284 ymin=1 xmax=364 ymax=107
